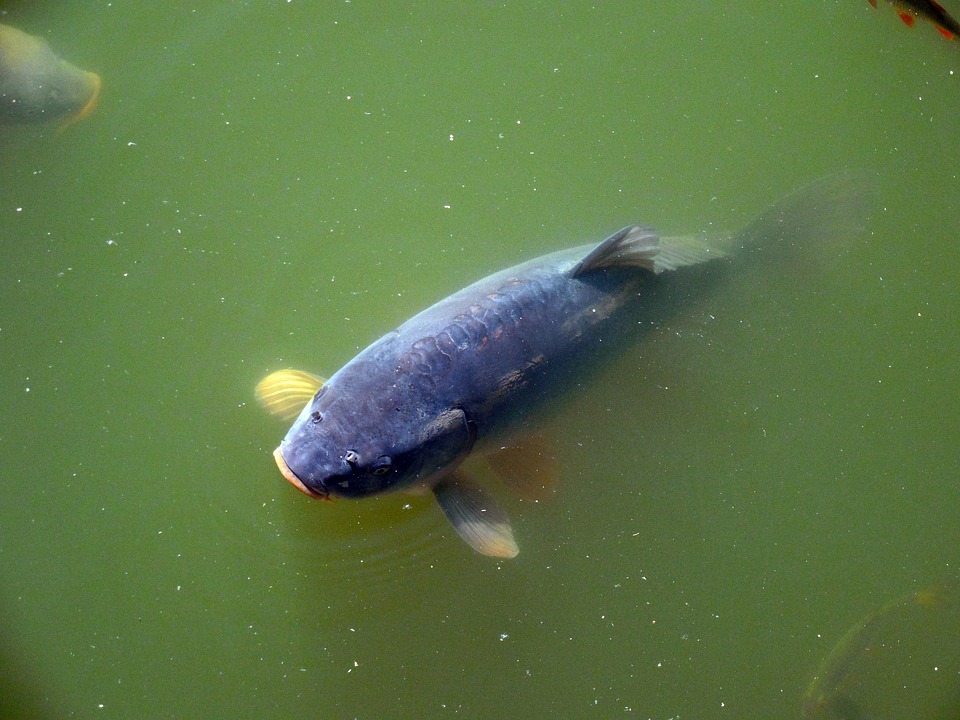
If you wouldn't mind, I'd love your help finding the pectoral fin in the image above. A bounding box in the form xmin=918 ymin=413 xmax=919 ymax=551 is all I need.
xmin=255 ymin=369 xmax=326 ymax=421
xmin=432 ymin=473 xmax=519 ymax=558
xmin=485 ymin=433 xmax=557 ymax=502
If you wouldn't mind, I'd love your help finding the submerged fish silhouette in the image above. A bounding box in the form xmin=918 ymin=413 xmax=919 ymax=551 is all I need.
xmin=868 ymin=0 xmax=960 ymax=40
xmin=0 ymin=23 xmax=101 ymax=128
xmin=802 ymin=583 xmax=960 ymax=719
xmin=259 ymin=175 xmax=867 ymax=558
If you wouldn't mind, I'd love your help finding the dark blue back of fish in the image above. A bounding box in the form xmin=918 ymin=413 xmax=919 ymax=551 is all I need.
xmin=394 ymin=254 xmax=647 ymax=444
xmin=278 ymin=229 xmax=670 ymax=499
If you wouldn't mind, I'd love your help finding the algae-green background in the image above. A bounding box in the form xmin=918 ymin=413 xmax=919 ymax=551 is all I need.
xmin=1 ymin=2 xmax=958 ymax=718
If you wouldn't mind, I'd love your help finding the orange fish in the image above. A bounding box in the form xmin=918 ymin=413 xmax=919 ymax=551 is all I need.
xmin=868 ymin=0 xmax=960 ymax=40
xmin=0 ymin=24 xmax=101 ymax=129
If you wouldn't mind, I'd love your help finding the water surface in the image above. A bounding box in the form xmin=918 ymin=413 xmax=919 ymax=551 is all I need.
xmin=2 ymin=2 xmax=959 ymax=718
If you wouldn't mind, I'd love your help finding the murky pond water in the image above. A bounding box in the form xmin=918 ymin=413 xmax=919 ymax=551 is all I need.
xmin=2 ymin=2 xmax=959 ymax=718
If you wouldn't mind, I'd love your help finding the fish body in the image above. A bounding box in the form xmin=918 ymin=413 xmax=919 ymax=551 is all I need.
xmin=0 ymin=24 xmax=101 ymax=127
xmin=278 ymin=228 xmax=678 ymax=495
xmin=261 ymin=175 xmax=865 ymax=558
xmin=868 ymin=0 xmax=960 ymax=40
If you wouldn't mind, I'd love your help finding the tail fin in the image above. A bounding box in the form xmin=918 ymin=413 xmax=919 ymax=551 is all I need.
xmin=570 ymin=171 xmax=872 ymax=280
xmin=731 ymin=170 xmax=874 ymax=255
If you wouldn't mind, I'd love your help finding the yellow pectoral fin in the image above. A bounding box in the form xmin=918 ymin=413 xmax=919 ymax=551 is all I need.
xmin=255 ymin=369 xmax=326 ymax=421
xmin=432 ymin=472 xmax=519 ymax=559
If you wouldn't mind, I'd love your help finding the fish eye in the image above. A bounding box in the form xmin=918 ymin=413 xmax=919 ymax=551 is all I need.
xmin=372 ymin=466 xmax=390 ymax=476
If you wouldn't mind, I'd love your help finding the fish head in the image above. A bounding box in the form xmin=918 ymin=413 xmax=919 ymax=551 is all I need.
xmin=41 ymin=58 xmax=100 ymax=125
xmin=0 ymin=25 xmax=100 ymax=124
xmin=273 ymin=368 xmax=475 ymax=500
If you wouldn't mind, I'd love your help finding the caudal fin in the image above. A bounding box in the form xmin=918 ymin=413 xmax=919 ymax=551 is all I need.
xmin=731 ymin=170 xmax=874 ymax=256
xmin=570 ymin=171 xmax=871 ymax=281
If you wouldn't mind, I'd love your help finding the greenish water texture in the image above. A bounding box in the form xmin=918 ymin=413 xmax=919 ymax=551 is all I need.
xmin=2 ymin=2 xmax=959 ymax=718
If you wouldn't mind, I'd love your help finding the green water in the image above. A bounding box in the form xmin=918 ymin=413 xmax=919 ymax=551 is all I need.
xmin=2 ymin=2 xmax=959 ymax=718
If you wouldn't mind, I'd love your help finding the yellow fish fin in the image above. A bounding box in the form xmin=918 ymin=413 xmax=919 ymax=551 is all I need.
xmin=432 ymin=471 xmax=518 ymax=558
xmin=255 ymin=369 xmax=326 ymax=422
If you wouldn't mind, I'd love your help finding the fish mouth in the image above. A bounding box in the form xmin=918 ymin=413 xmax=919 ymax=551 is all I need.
xmin=272 ymin=446 xmax=330 ymax=500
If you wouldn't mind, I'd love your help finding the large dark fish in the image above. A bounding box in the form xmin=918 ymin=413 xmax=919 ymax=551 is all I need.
xmin=258 ymin=175 xmax=866 ymax=558
xmin=868 ymin=0 xmax=960 ymax=40
xmin=0 ymin=24 xmax=101 ymax=128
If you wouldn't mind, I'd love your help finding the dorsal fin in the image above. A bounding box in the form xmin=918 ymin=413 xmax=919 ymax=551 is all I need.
xmin=570 ymin=225 xmax=658 ymax=278
xmin=570 ymin=224 xmax=729 ymax=278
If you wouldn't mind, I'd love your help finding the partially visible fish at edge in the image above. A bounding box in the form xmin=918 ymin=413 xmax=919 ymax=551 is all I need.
xmin=868 ymin=0 xmax=960 ymax=40
xmin=802 ymin=583 xmax=960 ymax=719
xmin=0 ymin=23 xmax=101 ymax=129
